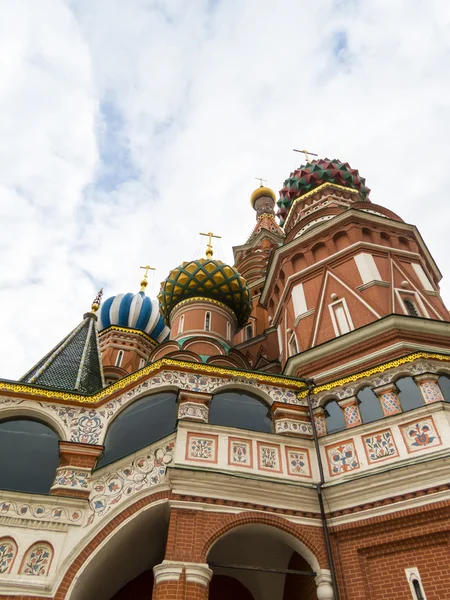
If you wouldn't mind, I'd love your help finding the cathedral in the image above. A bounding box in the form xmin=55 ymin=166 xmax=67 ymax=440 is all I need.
xmin=1 ymin=156 xmax=449 ymax=600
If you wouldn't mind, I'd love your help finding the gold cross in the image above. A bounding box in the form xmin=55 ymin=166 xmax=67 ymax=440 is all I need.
xmin=255 ymin=177 xmax=267 ymax=187
xmin=200 ymin=231 xmax=221 ymax=259
xmin=140 ymin=265 xmax=155 ymax=291
xmin=91 ymin=288 xmax=103 ymax=313
xmin=293 ymin=148 xmax=318 ymax=162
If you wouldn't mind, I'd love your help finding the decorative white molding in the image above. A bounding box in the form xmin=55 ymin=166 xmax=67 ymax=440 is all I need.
xmin=153 ymin=560 xmax=183 ymax=583
xmin=185 ymin=563 xmax=213 ymax=586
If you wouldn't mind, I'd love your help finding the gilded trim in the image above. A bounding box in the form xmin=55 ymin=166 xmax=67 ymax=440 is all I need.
xmin=171 ymin=296 xmax=237 ymax=323
xmin=0 ymin=358 xmax=306 ymax=405
xmin=284 ymin=182 xmax=359 ymax=229
xmin=297 ymin=352 xmax=450 ymax=399
xmin=99 ymin=325 xmax=158 ymax=347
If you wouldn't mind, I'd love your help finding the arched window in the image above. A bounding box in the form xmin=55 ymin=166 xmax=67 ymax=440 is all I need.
xmin=324 ymin=400 xmax=345 ymax=434
xmin=139 ymin=358 xmax=146 ymax=369
xmin=178 ymin=315 xmax=185 ymax=334
xmin=226 ymin=322 xmax=231 ymax=340
xmin=396 ymin=377 xmax=424 ymax=412
xmin=412 ymin=579 xmax=425 ymax=600
xmin=115 ymin=350 xmax=124 ymax=367
xmin=0 ymin=419 xmax=59 ymax=494
xmin=209 ymin=391 xmax=271 ymax=433
xmin=288 ymin=333 xmax=298 ymax=356
xmin=404 ymin=298 xmax=420 ymax=317
xmin=438 ymin=374 xmax=450 ymax=402
xmin=245 ymin=325 xmax=252 ymax=341
xmin=97 ymin=392 xmax=178 ymax=467
xmin=357 ymin=386 xmax=384 ymax=424
xmin=205 ymin=312 xmax=211 ymax=332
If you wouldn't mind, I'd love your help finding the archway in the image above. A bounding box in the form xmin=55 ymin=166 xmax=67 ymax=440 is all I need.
xmin=67 ymin=502 xmax=169 ymax=600
xmin=206 ymin=524 xmax=320 ymax=600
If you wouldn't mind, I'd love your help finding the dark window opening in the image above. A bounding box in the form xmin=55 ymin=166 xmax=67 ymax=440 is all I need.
xmin=245 ymin=325 xmax=252 ymax=341
xmin=396 ymin=377 xmax=424 ymax=412
xmin=209 ymin=391 xmax=271 ymax=433
xmin=438 ymin=375 xmax=450 ymax=402
xmin=404 ymin=298 xmax=420 ymax=317
xmin=205 ymin=312 xmax=211 ymax=332
xmin=324 ymin=400 xmax=346 ymax=434
xmin=0 ymin=419 xmax=59 ymax=494
xmin=357 ymin=386 xmax=384 ymax=424
xmin=412 ymin=579 xmax=425 ymax=600
xmin=97 ymin=392 xmax=178 ymax=468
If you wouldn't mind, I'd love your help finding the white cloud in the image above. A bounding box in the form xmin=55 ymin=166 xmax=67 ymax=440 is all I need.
xmin=0 ymin=0 xmax=450 ymax=378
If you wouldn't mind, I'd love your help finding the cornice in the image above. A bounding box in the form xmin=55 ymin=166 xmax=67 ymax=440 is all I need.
xmin=0 ymin=357 xmax=307 ymax=405
xmin=99 ymin=325 xmax=158 ymax=347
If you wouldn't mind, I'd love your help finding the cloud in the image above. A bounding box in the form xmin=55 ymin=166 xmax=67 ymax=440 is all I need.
xmin=0 ymin=0 xmax=450 ymax=378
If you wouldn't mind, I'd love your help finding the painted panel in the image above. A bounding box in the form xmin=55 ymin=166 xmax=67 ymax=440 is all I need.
xmin=257 ymin=442 xmax=282 ymax=473
xmin=228 ymin=437 xmax=253 ymax=468
xmin=185 ymin=433 xmax=218 ymax=463
xmin=362 ymin=428 xmax=399 ymax=464
xmin=399 ymin=417 xmax=442 ymax=453
xmin=325 ymin=439 xmax=360 ymax=477
xmin=285 ymin=446 xmax=312 ymax=478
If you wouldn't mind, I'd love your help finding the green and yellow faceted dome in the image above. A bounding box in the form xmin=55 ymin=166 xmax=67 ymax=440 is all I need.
xmin=158 ymin=258 xmax=252 ymax=328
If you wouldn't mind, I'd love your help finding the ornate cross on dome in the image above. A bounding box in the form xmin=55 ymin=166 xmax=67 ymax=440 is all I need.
xmin=200 ymin=231 xmax=221 ymax=259
xmin=293 ymin=148 xmax=318 ymax=162
xmin=91 ymin=288 xmax=103 ymax=313
xmin=255 ymin=177 xmax=267 ymax=187
xmin=140 ymin=264 xmax=155 ymax=291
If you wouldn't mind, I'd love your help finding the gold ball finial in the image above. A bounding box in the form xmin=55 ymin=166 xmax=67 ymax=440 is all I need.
xmin=140 ymin=265 xmax=155 ymax=292
xmin=91 ymin=288 xmax=103 ymax=313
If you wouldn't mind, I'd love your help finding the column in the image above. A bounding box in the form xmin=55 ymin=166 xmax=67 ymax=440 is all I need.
xmin=315 ymin=570 xmax=334 ymax=600
xmin=414 ymin=373 xmax=445 ymax=404
xmin=50 ymin=441 xmax=103 ymax=499
xmin=153 ymin=561 xmax=212 ymax=600
xmin=338 ymin=397 xmax=362 ymax=428
xmin=177 ymin=390 xmax=211 ymax=423
xmin=272 ymin=402 xmax=312 ymax=438
xmin=373 ymin=383 xmax=402 ymax=416
xmin=313 ymin=406 xmax=327 ymax=437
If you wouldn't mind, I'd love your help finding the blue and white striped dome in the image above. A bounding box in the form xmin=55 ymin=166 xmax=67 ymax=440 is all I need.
xmin=98 ymin=291 xmax=169 ymax=343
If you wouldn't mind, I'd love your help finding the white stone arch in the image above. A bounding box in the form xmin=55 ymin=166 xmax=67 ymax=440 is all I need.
xmin=64 ymin=499 xmax=169 ymax=600
xmin=0 ymin=403 xmax=67 ymax=440
xmin=210 ymin=382 xmax=273 ymax=407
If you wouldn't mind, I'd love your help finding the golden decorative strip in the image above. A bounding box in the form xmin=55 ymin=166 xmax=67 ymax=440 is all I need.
xmin=99 ymin=325 xmax=158 ymax=347
xmin=0 ymin=358 xmax=306 ymax=405
xmin=296 ymin=352 xmax=450 ymax=399
xmin=284 ymin=182 xmax=359 ymax=228
xmin=171 ymin=296 xmax=238 ymax=322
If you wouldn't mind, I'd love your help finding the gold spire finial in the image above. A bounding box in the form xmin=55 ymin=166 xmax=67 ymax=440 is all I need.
xmin=91 ymin=288 xmax=103 ymax=313
xmin=200 ymin=231 xmax=221 ymax=259
xmin=293 ymin=148 xmax=318 ymax=162
xmin=140 ymin=265 xmax=155 ymax=292
xmin=255 ymin=176 xmax=267 ymax=187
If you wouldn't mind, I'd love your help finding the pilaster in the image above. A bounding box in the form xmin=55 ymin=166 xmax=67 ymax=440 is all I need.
xmin=414 ymin=373 xmax=445 ymax=404
xmin=177 ymin=390 xmax=211 ymax=423
xmin=271 ymin=402 xmax=312 ymax=438
xmin=50 ymin=441 xmax=103 ymax=499
xmin=338 ymin=396 xmax=362 ymax=428
xmin=373 ymin=383 xmax=402 ymax=416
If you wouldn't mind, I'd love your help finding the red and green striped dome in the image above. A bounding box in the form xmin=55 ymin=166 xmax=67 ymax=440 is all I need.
xmin=277 ymin=158 xmax=370 ymax=225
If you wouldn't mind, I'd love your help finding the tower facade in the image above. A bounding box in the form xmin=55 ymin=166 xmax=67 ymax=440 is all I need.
xmin=1 ymin=156 xmax=450 ymax=600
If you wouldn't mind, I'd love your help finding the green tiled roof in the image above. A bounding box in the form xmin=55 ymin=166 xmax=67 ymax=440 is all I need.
xmin=20 ymin=313 xmax=104 ymax=394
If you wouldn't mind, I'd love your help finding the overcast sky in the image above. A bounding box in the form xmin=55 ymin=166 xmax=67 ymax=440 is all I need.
xmin=1 ymin=0 xmax=450 ymax=379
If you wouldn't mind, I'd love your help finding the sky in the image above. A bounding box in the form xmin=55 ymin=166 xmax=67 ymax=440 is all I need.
xmin=1 ymin=0 xmax=450 ymax=379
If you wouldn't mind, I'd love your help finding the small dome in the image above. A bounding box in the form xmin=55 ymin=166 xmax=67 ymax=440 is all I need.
xmin=99 ymin=291 xmax=169 ymax=343
xmin=158 ymin=259 xmax=252 ymax=328
xmin=277 ymin=158 xmax=370 ymax=225
xmin=250 ymin=186 xmax=277 ymax=208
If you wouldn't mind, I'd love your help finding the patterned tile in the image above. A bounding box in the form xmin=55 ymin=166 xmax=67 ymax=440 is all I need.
xmin=418 ymin=380 xmax=444 ymax=404
xmin=178 ymin=402 xmax=209 ymax=422
xmin=185 ymin=433 xmax=218 ymax=463
xmin=228 ymin=438 xmax=253 ymax=468
xmin=325 ymin=439 xmax=360 ymax=477
xmin=379 ymin=391 xmax=402 ymax=415
xmin=0 ymin=538 xmax=17 ymax=574
xmin=343 ymin=403 xmax=362 ymax=427
xmin=21 ymin=543 xmax=53 ymax=577
xmin=362 ymin=429 xmax=399 ymax=464
xmin=400 ymin=417 xmax=442 ymax=453
xmin=314 ymin=414 xmax=327 ymax=437
xmin=257 ymin=442 xmax=282 ymax=473
xmin=285 ymin=446 xmax=312 ymax=478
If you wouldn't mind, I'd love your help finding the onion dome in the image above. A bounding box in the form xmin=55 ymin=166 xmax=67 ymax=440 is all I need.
xmin=250 ymin=186 xmax=277 ymax=209
xmin=158 ymin=259 xmax=252 ymax=328
xmin=277 ymin=158 xmax=370 ymax=225
xmin=99 ymin=290 xmax=169 ymax=343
